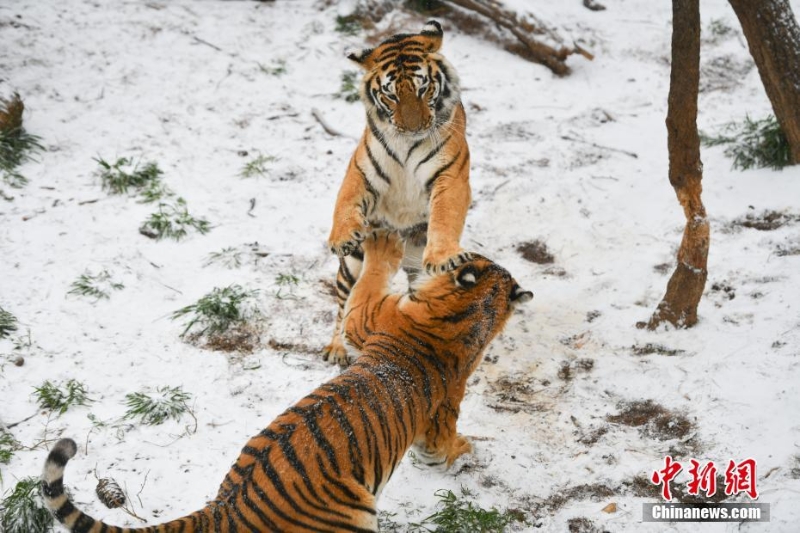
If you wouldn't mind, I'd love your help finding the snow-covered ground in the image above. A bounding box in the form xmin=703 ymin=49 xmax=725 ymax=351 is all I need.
xmin=2 ymin=0 xmax=799 ymax=531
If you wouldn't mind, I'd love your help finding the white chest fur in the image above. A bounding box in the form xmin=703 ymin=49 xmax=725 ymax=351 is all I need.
xmin=364 ymin=132 xmax=446 ymax=231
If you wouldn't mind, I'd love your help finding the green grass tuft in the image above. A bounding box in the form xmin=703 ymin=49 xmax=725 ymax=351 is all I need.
xmin=335 ymin=15 xmax=362 ymax=35
xmin=205 ymin=247 xmax=243 ymax=269
xmin=123 ymin=385 xmax=192 ymax=426
xmin=138 ymin=178 xmax=174 ymax=203
xmin=32 ymin=379 xmax=91 ymax=415
xmin=68 ymin=270 xmax=124 ymax=300
xmin=0 ymin=93 xmax=44 ymax=190
xmin=0 ymin=477 xmax=55 ymax=533
xmin=95 ymin=156 xmax=163 ymax=195
xmin=0 ymin=306 xmax=18 ymax=339
xmin=172 ymin=285 xmax=259 ymax=337
xmin=239 ymin=154 xmax=277 ymax=179
xmin=410 ymin=487 xmax=525 ymax=532
xmin=275 ymin=272 xmax=300 ymax=286
xmin=258 ymin=59 xmax=287 ymax=76
xmin=139 ymin=198 xmax=210 ymax=241
xmin=337 ymin=71 xmax=361 ymax=103
xmin=708 ymin=18 xmax=734 ymax=39
xmin=0 ymin=429 xmax=18 ymax=466
xmin=701 ymin=115 xmax=791 ymax=170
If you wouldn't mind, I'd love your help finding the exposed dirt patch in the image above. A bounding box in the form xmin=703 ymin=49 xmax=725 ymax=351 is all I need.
xmin=776 ymin=243 xmax=800 ymax=257
xmin=622 ymin=474 xmax=729 ymax=504
xmin=622 ymin=474 xmax=661 ymax=499
xmin=710 ymin=281 xmax=736 ymax=300
xmin=586 ymin=310 xmax=602 ymax=323
xmin=653 ymin=262 xmax=673 ymax=274
xmin=190 ymin=325 xmax=261 ymax=354
xmin=700 ymin=54 xmax=754 ymax=93
xmin=567 ymin=517 xmax=609 ymax=533
xmin=733 ymin=210 xmax=800 ymax=231
xmin=607 ymin=400 xmax=694 ymax=441
xmin=557 ymin=358 xmax=595 ymax=381
xmin=631 ymin=343 xmax=686 ymax=357
xmin=487 ymin=373 xmax=546 ymax=414
xmin=790 ymin=455 xmax=800 ymax=479
xmin=267 ymin=338 xmax=320 ymax=356
xmin=539 ymin=484 xmax=616 ymax=513
xmin=517 ymin=240 xmax=555 ymax=264
xmin=576 ymin=425 xmax=609 ymax=446
xmin=560 ymin=331 xmax=592 ymax=350
xmin=672 ymin=474 xmax=730 ymax=504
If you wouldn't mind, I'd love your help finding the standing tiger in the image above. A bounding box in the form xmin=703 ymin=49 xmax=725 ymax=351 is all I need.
xmin=325 ymin=20 xmax=472 ymax=365
xmin=41 ymin=231 xmax=532 ymax=533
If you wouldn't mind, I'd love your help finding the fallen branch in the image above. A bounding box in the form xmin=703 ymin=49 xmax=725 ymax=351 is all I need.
xmin=4 ymin=411 xmax=38 ymax=429
xmin=311 ymin=108 xmax=351 ymax=138
xmin=583 ymin=0 xmax=607 ymax=11
xmin=561 ymin=134 xmax=639 ymax=159
xmin=442 ymin=0 xmax=590 ymax=75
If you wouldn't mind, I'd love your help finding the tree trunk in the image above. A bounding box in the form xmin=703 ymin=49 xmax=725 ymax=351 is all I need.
xmin=729 ymin=0 xmax=800 ymax=164
xmin=640 ymin=0 xmax=709 ymax=330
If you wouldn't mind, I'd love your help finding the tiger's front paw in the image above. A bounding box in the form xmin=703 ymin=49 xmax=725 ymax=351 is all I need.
xmin=322 ymin=338 xmax=351 ymax=367
xmin=328 ymin=216 xmax=369 ymax=257
xmin=422 ymin=246 xmax=472 ymax=275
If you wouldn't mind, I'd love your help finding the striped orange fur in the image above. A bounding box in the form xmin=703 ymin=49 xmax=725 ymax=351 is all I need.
xmin=324 ymin=20 xmax=473 ymax=365
xmin=41 ymin=231 xmax=531 ymax=533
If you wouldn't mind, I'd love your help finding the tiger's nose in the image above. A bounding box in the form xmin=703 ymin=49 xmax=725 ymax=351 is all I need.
xmin=398 ymin=91 xmax=427 ymax=132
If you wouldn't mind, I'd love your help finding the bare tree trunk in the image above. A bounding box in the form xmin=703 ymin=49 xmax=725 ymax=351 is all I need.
xmin=641 ymin=0 xmax=709 ymax=330
xmin=729 ymin=0 xmax=800 ymax=164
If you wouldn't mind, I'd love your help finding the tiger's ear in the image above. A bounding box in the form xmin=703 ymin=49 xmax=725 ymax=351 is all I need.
xmin=347 ymin=47 xmax=376 ymax=70
xmin=419 ymin=20 xmax=443 ymax=52
xmin=455 ymin=264 xmax=479 ymax=288
xmin=511 ymin=284 xmax=533 ymax=304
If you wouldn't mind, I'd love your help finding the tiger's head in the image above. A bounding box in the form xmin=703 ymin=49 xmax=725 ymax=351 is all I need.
xmin=410 ymin=256 xmax=532 ymax=362
xmin=347 ymin=20 xmax=460 ymax=136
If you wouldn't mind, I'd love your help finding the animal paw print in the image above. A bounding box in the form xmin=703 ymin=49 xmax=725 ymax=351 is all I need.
xmin=423 ymin=247 xmax=472 ymax=275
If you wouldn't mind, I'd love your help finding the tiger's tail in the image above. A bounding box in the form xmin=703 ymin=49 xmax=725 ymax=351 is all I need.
xmin=41 ymin=438 xmax=223 ymax=533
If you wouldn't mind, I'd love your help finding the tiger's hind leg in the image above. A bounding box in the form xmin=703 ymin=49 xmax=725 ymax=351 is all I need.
xmin=323 ymin=246 xmax=363 ymax=366
xmin=401 ymin=224 xmax=426 ymax=285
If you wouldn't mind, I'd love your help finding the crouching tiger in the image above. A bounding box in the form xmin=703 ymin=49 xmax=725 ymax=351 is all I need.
xmin=41 ymin=231 xmax=532 ymax=533
xmin=325 ymin=20 xmax=473 ymax=365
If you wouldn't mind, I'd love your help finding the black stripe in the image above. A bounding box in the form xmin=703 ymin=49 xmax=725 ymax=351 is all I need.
xmin=322 ymin=396 xmax=367 ymax=486
xmin=282 ymin=407 xmax=341 ymax=477
xmin=434 ymin=303 xmax=479 ymax=323
xmin=415 ymin=134 xmax=451 ymax=171
xmin=41 ymin=479 xmax=64 ymax=498
xmin=320 ymin=485 xmax=378 ymax=519
xmin=367 ymin=117 xmax=402 ymax=166
xmin=73 ymin=513 xmax=95 ymax=533
xmin=336 ymin=280 xmax=351 ymax=297
xmin=47 ymin=448 xmax=71 ymax=468
xmin=293 ymin=481 xmax=352 ymax=520
xmin=356 ymin=163 xmax=379 ymax=203
xmin=55 ymin=500 xmax=76 ymax=521
xmin=406 ymin=137 xmax=427 ymax=162
xmin=365 ymin=143 xmax=392 ymax=185
xmin=240 ymin=477 xmax=282 ymax=532
xmin=316 ymin=454 xmax=362 ymax=503
xmin=425 ymin=150 xmax=462 ymax=192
